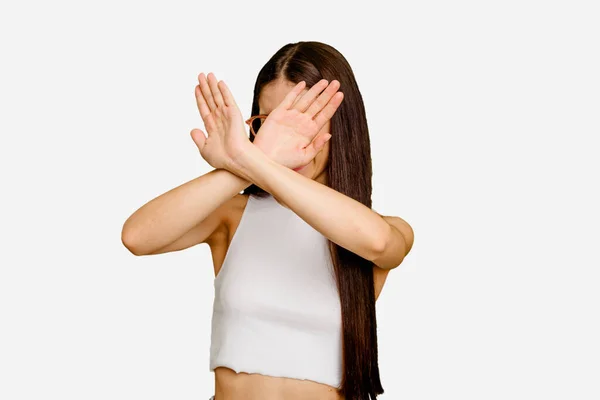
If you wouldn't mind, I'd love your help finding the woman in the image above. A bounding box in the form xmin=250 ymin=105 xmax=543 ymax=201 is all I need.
xmin=121 ymin=41 xmax=414 ymax=400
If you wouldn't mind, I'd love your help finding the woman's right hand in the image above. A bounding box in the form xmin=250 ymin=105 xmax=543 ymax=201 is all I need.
xmin=190 ymin=72 xmax=251 ymax=170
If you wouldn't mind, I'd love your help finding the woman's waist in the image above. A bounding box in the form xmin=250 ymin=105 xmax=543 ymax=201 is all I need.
xmin=214 ymin=366 xmax=343 ymax=400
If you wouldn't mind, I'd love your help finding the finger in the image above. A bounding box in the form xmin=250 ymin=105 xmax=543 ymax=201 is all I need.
xmin=218 ymin=80 xmax=238 ymax=108
xmin=305 ymin=80 xmax=340 ymax=118
xmin=278 ymin=81 xmax=306 ymax=110
xmin=190 ymin=128 xmax=207 ymax=151
xmin=198 ymin=72 xmax=217 ymax=111
xmin=303 ymin=132 xmax=332 ymax=162
xmin=207 ymin=72 xmax=225 ymax=108
xmin=313 ymin=92 xmax=344 ymax=129
xmin=292 ymin=79 xmax=329 ymax=113
xmin=195 ymin=85 xmax=211 ymax=121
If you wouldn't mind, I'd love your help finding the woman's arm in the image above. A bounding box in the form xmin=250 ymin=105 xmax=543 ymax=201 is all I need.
xmin=230 ymin=146 xmax=412 ymax=270
xmin=121 ymin=168 xmax=251 ymax=256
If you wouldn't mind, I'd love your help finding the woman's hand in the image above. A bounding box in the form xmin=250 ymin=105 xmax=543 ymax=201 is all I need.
xmin=252 ymin=79 xmax=344 ymax=170
xmin=190 ymin=72 xmax=250 ymax=170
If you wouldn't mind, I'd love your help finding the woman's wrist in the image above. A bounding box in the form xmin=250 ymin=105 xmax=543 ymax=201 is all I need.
xmin=226 ymin=142 xmax=267 ymax=183
xmin=216 ymin=166 xmax=253 ymax=191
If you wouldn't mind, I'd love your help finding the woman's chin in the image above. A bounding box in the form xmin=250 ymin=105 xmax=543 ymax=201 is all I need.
xmin=292 ymin=163 xmax=309 ymax=173
xmin=291 ymin=163 xmax=318 ymax=180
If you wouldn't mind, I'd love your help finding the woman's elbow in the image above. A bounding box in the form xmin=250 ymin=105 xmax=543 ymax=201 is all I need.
xmin=121 ymin=224 xmax=146 ymax=256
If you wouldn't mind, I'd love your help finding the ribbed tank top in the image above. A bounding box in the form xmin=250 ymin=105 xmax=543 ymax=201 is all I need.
xmin=209 ymin=193 xmax=343 ymax=389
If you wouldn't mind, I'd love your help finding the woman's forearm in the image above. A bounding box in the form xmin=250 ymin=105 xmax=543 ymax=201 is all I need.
xmin=121 ymin=168 xmax=251 ymax=255
xmin=229 ymin=145 xmax=391 ymax=262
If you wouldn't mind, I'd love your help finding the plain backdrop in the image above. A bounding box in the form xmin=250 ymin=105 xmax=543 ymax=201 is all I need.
xmin=1 ymin=0 xmax=598 ymax=399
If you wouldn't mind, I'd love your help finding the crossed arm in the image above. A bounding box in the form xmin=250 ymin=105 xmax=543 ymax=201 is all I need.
xmin=230 ymin=145 xmax=414 ymax=270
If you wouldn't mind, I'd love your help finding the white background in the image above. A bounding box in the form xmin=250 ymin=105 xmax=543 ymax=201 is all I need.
xmin=1 ymin=0 xmax=598 ymax=399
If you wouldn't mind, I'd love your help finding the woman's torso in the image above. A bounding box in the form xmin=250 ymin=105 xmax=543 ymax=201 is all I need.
xmin=207 ymin=193 xmax=390 ymax=400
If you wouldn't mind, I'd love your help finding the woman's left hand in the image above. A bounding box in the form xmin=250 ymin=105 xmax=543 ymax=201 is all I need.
xmin=252 ymin=79 xmax=343 ymax=170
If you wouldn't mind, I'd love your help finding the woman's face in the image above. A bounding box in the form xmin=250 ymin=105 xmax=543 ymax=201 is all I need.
xmin=258 ymin=78 xmax=330 ymax=185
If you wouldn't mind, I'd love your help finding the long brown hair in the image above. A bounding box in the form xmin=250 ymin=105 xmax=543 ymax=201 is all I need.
xmin=242 ymin=41 xmax=384 ymax=399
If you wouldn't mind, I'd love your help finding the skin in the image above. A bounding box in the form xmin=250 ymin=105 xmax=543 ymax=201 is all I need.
xmin=211 ymin=78 xmax=357 ymax=399
xmin=196 ymin=72 xmax=413 ymax=271
xmin=256 ymin=77 xmax=331 ymax=186
xmin=121 ymin=72 xmax=414 ymax=400
xmin=202 ymin=73 xmax=414 ymax=399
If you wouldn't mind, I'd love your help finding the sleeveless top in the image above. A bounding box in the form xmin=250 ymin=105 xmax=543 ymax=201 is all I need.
xmin=209 ymin=193 xmax=343 ymax=389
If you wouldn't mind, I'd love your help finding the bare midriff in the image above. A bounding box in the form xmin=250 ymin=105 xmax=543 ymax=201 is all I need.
xmin=213 ymin=366 xmax=344 ymax=400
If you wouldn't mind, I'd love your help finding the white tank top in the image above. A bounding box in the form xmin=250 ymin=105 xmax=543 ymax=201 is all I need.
xmin=209 ymin=193 xmax=343 ymax=389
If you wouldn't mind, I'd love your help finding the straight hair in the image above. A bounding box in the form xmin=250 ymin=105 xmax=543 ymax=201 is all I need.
xmin=242 ymin=41 xmax=384 ymax=399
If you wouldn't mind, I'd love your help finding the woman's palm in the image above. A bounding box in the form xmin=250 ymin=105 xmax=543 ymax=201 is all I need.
xmin=254 ymin=108 xmax=322 ymax=167
xmin=191 ymin=72 xmax=250 ymax=170
xmin=252 ymin=79 xmax=344 ymax=169
xmin=197 ymin=101 xmax=246 ymax=169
